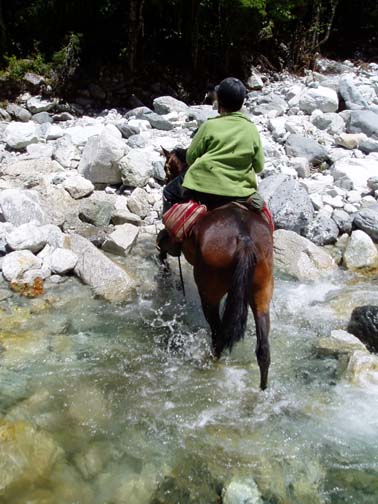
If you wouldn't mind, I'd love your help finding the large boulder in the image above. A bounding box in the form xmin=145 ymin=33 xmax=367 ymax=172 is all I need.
xmin=2 ymin=250 xmax=42 ymax=281
xmin=6 ymin=223 xmax=47 ymax=253
xmin=343 ymin=230 xmax=378 ymax=271
xmin=0 ymin=189 xmax=47 ymax=226
xmin=285 ymin=134 xmax=329 ymax=165
xmin=26 ymin=96 xmax=56 ymax=113
xmin=330 ymin=157 xmax=378 ymax=191
xmin=102 ymin=224 xmax=139 ymax=256
xmin=6 ymin=103 xmax=32 ymax=122
xmin=347 ymin=110 xmax=378 ymax=137
xmin=4 ymin=121 xmax=39 ymax=150
xmin=353 ymin=208 xmax=378 ymax=242
xmin=348 ymin=305 xmax=378 ymax=353
xmin=259 ymin=175 xmax=314 ymax=234
xmin=78 ymin=125 xmax=126 ymax=185
xmin=153 ymin=96 xmax=189 ymax=115
xmin=339 ymin=75 xmax=370 ymax=110
xmin=52 ymin=135 xmax=81 ymax=169
xmin=119 ymin=149 xmax=158 ymax=187
xmin=2 ymin=159 xmax=65 ymax=188
xmin=299 ymin=86 xmax=338 ymax=113
xmin=304 ymin=213 xmax=339 ymax=245
xmin=273 ymin=229 xmax=337 ymax=281
xmin=312 ymin=112 xmax=345 ymax=135
xmin=64 ymin=234 xmax=135 ymax=302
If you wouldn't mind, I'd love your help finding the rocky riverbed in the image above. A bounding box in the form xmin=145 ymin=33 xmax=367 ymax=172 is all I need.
xmin=0 ymin=57 xmax=378 ymax=503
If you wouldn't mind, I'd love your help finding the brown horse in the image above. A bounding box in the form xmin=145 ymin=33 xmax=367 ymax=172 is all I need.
xmin=161 ymin=148 xmax=274 ymax=390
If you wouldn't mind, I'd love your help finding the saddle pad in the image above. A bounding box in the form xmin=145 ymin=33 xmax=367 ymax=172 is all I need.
xmin=262 ymin=203 xmax=275 ymax=234
xmin=163 ymin=201 xmax=207 ymax=242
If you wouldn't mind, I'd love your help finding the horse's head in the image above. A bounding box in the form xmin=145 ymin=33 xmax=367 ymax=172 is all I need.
xmin=161 ymin=147 xmax=188 ymax=183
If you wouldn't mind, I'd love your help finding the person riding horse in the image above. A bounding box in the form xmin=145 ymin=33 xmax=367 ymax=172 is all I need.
xmin=157 ymin=77 xmax=266 ymax=258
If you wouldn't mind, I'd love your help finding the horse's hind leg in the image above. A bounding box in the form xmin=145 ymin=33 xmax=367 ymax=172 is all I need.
xmin=199 ymin=294 xmax=223 ymax=359
xmin=250 ymin=271 xmax=273 ymax=390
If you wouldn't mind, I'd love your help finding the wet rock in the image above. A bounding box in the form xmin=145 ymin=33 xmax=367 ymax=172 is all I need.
xmin=347 ymin=305 xmax=378 ymax=352
xmin=299 ymin=86 xmax=338 ymax=113
xmin=345 ymin=350 xmax=378 ymax=385
xmin=347 ymin=110 xmax=378 ymax=137
xmin=78 ymin=124 xmax=126 ymax=185
xmin=353 ymin=208 xmax=378 ymax=242
xmin=260 ymin=175 xmax=314 ymax=234
xmin=102 ymin=223 xmax=139 ymax=256
xmin=67 ymin=383 xmax=110 ymax=427
xmin=285 ymin=134 xmax=329 ymax=165
xmin=316 ymin=329 xmax=367 ymax=357
xmin=274 ymin=229 xmax=337 ymax=281
xmin=223 ymin=477 xmax=263 ymax=504
xmin=343 ymin=230 xmax=378 ymax=271
xmin=4 ymin=121 xmax=39 ymax=150
xmin=2 ymin=250 xmax=42 ymax=281
xmin=0 ymin=189 xmax=47 ymax=226
xmin=304 ymin=213 xmax=339 ymax=245
xmin=73 ymin=443 xmax=108 ymax=480
xmin=153 ymin=96 xmax=189 ymax=115
xmin=62 ymin=175 xmax=94 ymax=199
xmin=0 ymin=419 xmax=64 ymax=500
xmin=6 ymin=103 xmax=32 ymax=122
xmin=64 ymin=233 xmax=135 ymax=302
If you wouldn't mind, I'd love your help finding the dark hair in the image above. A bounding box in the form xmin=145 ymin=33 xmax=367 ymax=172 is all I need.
xmin=215 ymin=77 xmax=246 ymax=112
xmin=172 ymin=147 xmax=187 ymax=164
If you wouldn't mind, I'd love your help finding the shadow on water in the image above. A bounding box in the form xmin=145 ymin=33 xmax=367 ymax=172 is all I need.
xmin=0 ymin=245 xmax=378 ymax=503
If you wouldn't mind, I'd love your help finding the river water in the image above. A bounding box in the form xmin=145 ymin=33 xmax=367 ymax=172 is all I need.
xmin=0 ymin=234 xmax=377 ymax=503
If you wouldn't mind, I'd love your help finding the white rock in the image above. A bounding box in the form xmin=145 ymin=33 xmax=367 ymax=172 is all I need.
xmin=64 ymin=125 xmax=103 ymax=146
xmin=223 ymin=478 xmax=263 ymax=504
xmin=102 ymin=224 xmax=139 ymax=256
xmin=0 ymin=189 xmax=46 ymax=226
xmin=52 ymin=135 xmax=81 ymax=169
xmin=335 ymin=132 xmax=367 ymax=149
xmin=331 ymin=157 xmax=378 ymax=191
xmin=2 ymin=250 xmax=42 ymax=281
xmin=50 ymin=248 xmax=78 ymax=274
xmin=322 ymin=194 xmax=344 ymax=208
xmin=78 ymin=125 xmax=126 ymax=184
xmin=6 ymin=223 xmax=47 ymax=253
xmin=128 ymin=119 xmax=151 ymax=131
xmin=26 ymin=96 xmax=56 ymax=113
xmin=40 ymin=224 xmax=65 ymax=248
xmin=343 ymin=230 xmax=378 ymax=271
xmin=45 ymin=124 xmax=64 ymax=140
xmin=62 ymin=175 xmax=94 ymax=199
xmin=127 ymin=187 xmax=150 ymax=218
xmin=346 ymin=350 xmax=378 ymax=386
xmin=299 ymin=86 xmax=339 ymax=114
xmin=25 ymin=143 xmax=53 ymax=159
xmin=344 ymin=203 xmax=358 ymax=213
xmin=119 ymin=149 xmax=159 ymax=187
xmin=4 ymin=121 xmax=39 ymax=150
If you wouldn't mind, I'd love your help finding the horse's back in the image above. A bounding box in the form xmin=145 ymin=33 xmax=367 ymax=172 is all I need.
xmin=189 ymin=204 xmax=273 ymax=268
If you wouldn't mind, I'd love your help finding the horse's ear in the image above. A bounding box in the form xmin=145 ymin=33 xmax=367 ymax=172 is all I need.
xmin=161 ymin=146 xmax=171 ymax=159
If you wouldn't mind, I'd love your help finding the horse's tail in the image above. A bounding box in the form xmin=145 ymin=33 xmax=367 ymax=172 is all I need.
xmin=222 ymin=235 xmax=256 ymax=352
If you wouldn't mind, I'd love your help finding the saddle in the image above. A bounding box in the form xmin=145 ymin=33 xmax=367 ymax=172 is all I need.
xmin=162 ymin=200 xmax=207 ymax=242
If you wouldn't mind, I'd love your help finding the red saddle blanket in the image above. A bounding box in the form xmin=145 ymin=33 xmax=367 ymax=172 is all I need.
xmin=162 ymin=201 xmax=207 ymax=242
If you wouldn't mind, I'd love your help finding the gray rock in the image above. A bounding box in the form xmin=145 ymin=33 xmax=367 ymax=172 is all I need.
xmin=26 ymin=96 xmax=56 ymax=114
xmin=125 ymin=106 xmax=152 ymax=119
xmin=332 ymin=209 xmax=353 ymax=234
xmin=253 ymin=94 xmax=288 ymax=116
xmin=339 ymin=75 xmax=369 ymax=110
xmin=188 ymin=106 xmax=218 ymax=125
xmin=359 ymin=138 xmax=378 ymax=154
xmin=127 ymin=187 xmax=150 ymax=218
xmin=79 ymin=199 xmax=114 ymax=227
xmin=152 ymin=160 xmax=166 ymax=182
xmin=102 ymin=223 xmax=139 ymax=256
xmin=290 ymin=157 xmax=311 ymax=178
xmin=330 ymin=157 xmax=377 ymax=191
xmin=0 ymin=189 xmax=46 ymax=226
xmin=285 ymin=134 xmax=329 ymax=165
xmin=2 ymin=250 xmax=42 ymax=281
xmin=312 ymin=112 xmax=345 ymax=134
xmin=119 ymin=149 xmax=156 ymax=187
xmin=64 ymin=233 xmax=135 ymax=302
xmin=116 ymin=121 xmax=140 ymax=139
xmin=2 ymin=158 xmax=64 ymax=188
xmin=62 ymin=175 xmax=94 ymax=199
xmin=32 ymin=112 xmax=53 ymax=124
xmin=260 ymin=175 xmax=314 ymax=234
xmin=367 ymin=177 xmax=378 ymax=191
xmin=53 ymin=112 xmax=74 ymax=122
xmin=299 ymin=86 xmax=338 ymax=113
xmin=127 ymin=134 xmax=147 ymax=149
xmin=353 ymin=208 xmax=378 ymax=242
xmin=343 ymin=230 xmax=378 ymax=270
xmin=111 ymin=209 xmax=142 ymax=226
xmin=347 ymin=110 xmax=378 ymax=137
xmin=78 ymin=125 xmax=125 ymax=185
xmin=6 ymin=103 xmax=32 ymax=122
xmin=273 ymin=229 xmax=337 ymax=281
xmin=23 ymin=72 xmax=44 ymax=88
xmin=52 ymin=136 xmax=81 ymax=169
xmin=142 ymin=112 xmax=174 ymax=131
xmin=0 ymin=107 xmax=11 ymax=121
xmin=304 ymin=213 xmax=339 ymax=245
xmin=6 ymin=223 xmax=47 ymax=253
xmin=4 ymin=121 xmax=39 ymax=150
xmin=153 ymin=96 xmax=189 ymax=115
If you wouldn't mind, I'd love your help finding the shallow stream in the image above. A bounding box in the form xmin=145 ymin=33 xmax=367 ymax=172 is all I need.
xmin=0 ymin=234 xmax=377 ymax=503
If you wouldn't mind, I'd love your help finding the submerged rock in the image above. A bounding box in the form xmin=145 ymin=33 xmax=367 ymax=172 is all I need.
xmin=345 ymin=350 xmax=378 ymax=385
xmin=316 ymin=329 xmax=367 ymax=357
xmin=348 ymin=305 xmax=378 ymax=353
xmin=223 ymin=477 xmax=263 ymax=504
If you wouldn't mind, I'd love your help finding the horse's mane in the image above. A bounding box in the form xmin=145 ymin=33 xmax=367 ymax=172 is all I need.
xmin=172 ymin=147 xmax=187 ymax=166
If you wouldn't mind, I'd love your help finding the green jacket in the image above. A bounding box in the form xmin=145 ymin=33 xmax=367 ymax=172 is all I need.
xmin=182 ymin=112 xmax=264 ymax=197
